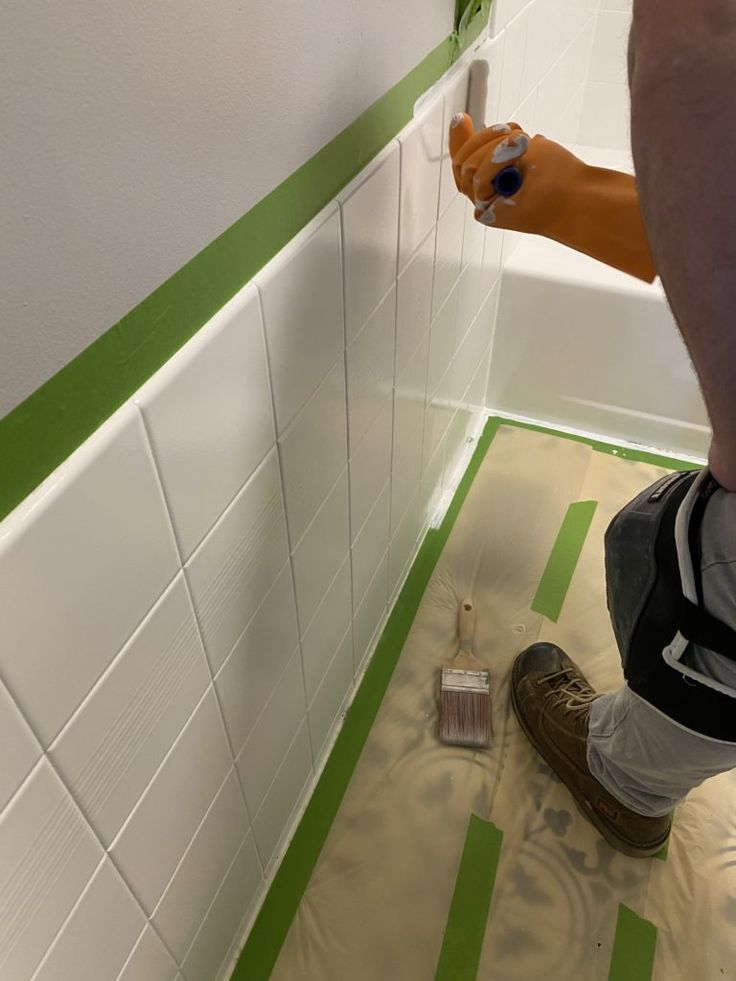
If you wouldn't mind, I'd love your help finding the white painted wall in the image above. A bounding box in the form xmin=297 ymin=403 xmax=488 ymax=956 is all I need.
xmin=0 ymin=0 xmax=453 ymax=418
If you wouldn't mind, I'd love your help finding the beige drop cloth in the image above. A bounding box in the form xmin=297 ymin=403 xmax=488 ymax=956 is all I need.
xmin=271 ymin=425 xmax=736 ymax=981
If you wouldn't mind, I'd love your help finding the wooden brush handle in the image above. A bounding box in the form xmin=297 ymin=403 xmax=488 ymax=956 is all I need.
xmin=458 ymin=599 xmax=475 ymax=653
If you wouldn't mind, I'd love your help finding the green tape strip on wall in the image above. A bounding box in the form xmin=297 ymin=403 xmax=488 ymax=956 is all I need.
xmin=435 ymin=815 xmax=503 ymax=981
xmin=608 ymin=904 xmax=657 ymax=981
xmin=532 ymin=500 xmax=598 ymax=623
xmin=0 ymin=3 xmax=493 ymax=525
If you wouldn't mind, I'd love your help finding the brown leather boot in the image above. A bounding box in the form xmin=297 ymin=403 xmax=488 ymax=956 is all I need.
xmin=510 ymin=643 xmax=671 ymax=858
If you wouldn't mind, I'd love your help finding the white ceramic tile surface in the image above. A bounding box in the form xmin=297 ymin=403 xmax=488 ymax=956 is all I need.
xmin=279 ymin=358 xmax=348 ymax=546
xmin=340 ymin=143 xmax=400 ymax=341
xmin=308 ymin=627 xmax=354 ymax=766
xmin=456 ymin=210 xmax=486 ymax=344
xmin=136 ymin=284 xmax=275 ymax=560
xmin=153 ymin=770 xmax=250 ymax=962
xmin=497 ymin=6 xmax=529 ymax=120
xmin=432 ymin=194 xmax=465 ymax=319
xmin=291 ymin=469 xmax=350 ymax=630
xmin=182 ymin=834 xmax=263 ymax=981
xmin=351 ymin=482 xmax=391 ymax=606
xmin=32 ymin=858 xmax=144 ymax=981
xmin=214 ymin=562 xmax=299 ymax=757
xmin=252 ymin=721 xmax=313 ymax=869
xmin=237 ymin=651 xmax=307 ymax=818
xmin=0 ymin=760 xmax=102 ymax=980
xmin=391 ymin=433 xmax=424 ymax=538
xmin=0 ymin=407 xmax=179 ymax=746
xmin=427 ymin=282 xmax=460 ymax=399
xmin=489 ymin=0 xmax=528 ymax=33
xmin=353 ymin=552 xmax=389 ymax=673
xmin=347 ymin=286 xmax=396 ymax=454
xmin=349 ymin=398 xmax=393 ymax=539
xmin=300 ymin=556 xmax=352 ymax=701
xmin=0 ymin=682 xmax=40 ymax=814
xmin=439 ymin=66 xmax=470 ymax=215
xmin=388 ymin=492 xmax=423 ymax=600
xmin=589 ymin=9 xmax=629 ymax=85
xmin=395 ymin=226 xmax=435 ymax=379
xmin=398 ymin=98 xmax=444 ymax=271
xmin=578 ymin=80 xmax=629 ymax=149
xmin=50 ymin=575 xmax=210 ymax=846
xmin=257 ymin=205 xmax=344 ymax=432
xmin=186 ymin=449 xmax=289 ymax=672
xmin=117 ymin=927 xmax=179 ymax=981
xmin=111 ymin=689 xmax=231 ymax=914
xmin=393 ymin=332 xmax=429 ymax=470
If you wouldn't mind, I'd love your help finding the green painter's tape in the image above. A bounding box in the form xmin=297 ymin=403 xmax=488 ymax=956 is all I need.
xmin=0 ymin=33 xmax=467 ymax=524
xmin=231 ymin=418 xmax=501 ymax=980
xmin=608 ymin=904 xmax=657 ymax=981
xmin=435 ymin=815 xmax=503 ymax=981
xmin=532 ymin=500 xmax=598 ymax=622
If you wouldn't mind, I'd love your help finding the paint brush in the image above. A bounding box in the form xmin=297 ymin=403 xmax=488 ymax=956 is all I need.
xmin=438 ymin=599 xmax=492 ymax=748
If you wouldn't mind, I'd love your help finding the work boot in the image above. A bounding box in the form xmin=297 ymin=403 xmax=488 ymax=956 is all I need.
xmin=510 ymin=643 xmax=671 ymax=858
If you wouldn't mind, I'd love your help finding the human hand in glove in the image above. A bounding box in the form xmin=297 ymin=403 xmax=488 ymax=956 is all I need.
xmin=449 ymin=112 xmax=656 ymax=283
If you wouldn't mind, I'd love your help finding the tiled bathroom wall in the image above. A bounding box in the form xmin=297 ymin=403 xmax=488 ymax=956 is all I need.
xmin=0 ymin=5 xmax=603 ymax=980
xmin=578 ymin=0 xmax=632 ymax=149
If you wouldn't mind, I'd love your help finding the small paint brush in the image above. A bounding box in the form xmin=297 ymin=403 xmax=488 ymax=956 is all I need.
xmin=438 ymin=599 xmax=492 ymax=748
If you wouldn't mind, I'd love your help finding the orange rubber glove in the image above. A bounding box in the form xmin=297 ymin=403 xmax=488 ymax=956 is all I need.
xmin=449 ymin=113 xmax=656 ymax=283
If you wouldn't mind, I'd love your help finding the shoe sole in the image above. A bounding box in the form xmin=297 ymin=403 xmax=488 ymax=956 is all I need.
xmin=509 ymin=660 xmax=670 ymax=859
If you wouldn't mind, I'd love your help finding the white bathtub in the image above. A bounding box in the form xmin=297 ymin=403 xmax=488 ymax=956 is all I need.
xmin=486 ymin=145 xmax=710 ymax=461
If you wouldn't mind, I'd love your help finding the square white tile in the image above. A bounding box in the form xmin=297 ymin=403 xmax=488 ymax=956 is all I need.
xmin=117 ymin=927 xmax=179 ymax=981
xmin=236 ymin=651 xmax=307 ymax=818
xmin=136 ymin=284 xmax=275 ymax=560
xmin=0 ymin=760 xmax=102 ymax=980
xmin=291 ymin=469 xmax=350 ymax=630
xmin=589 ymin=10 xmax=630 ymax=85
xmin=391 ymin=434 xmax=424 ymax=538
xmin=498 ymin=6 xmax=529 ymax=120
xmin=257 ymin=205 xmax=344 ymax=432
xmin=466 ymin=340 xmax=493 ymax=410
xmin=347 ymin=286 xmax=396 ymax=453
xmin=339 ymin=143 xmax=400 ymax=341
xmin=389 ymin=492 xmax=423 ymax=599
xmin=50 ymin=575 xmax=210 ymax=847
xmin=349 ymin=400 xmax=393 ymax=539
xmin=153 ymin=770 xmax=250 ymax=962
xmin=427 ymin=283 xmax=460 ymax=399
xmin=186 ymin=449 xmax=289 ymax=672
xmin=182 ymin=834 xmax=263 ymax=981
xmin=395 ymin=226 xmax=435 ymax=379
xmin=398 ymin=98 xmax=444 ymax=271
xmin=32 ymin=858 xmax=144 ymax=981
xmin=308 ymin=627 xmax=354 ymax=766
xmin=481 ymin=222 xmax=504 ymax=301
xmin=420 ymin=437 xmax=446 ymax=524
xmin=214 ymin=562 xmax=299 ymax=757
xmin=457 ymin=211 xmax=486 ymax=341
xmin=252 ymin=722 xmax=313 ymax=870
xmin=489 ymin=0 xmax=528 ymax=32
xmin=279 ymin=358 xmax=348 ymax=547
xmin=432 ymin=194 xmax=465 ymax=319
xmin=0 ymin=407 xmax=179 ymax=747
xmin=351 ymin=482 xmax=390 ymax=606
xmin=110 ymin=689 xmax=231 ymax=914
xmin=353 ymin=552 xmax=389 ymax=673
xmin=393 ymin=332 xmax=429 ymax=472
xmin=439 ymin=66 xmax=470 ymax=215
xmin=578 ymin=80 xmax=630 ymax=149
xmin=0 ymin=681 xmax=40 ymax=815
xmin=300 ymin=556 xmax=352 ymax=701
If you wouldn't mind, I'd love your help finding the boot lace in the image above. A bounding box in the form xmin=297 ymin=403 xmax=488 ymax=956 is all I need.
xmin=541 ymin=668 xmax=599 ymax=719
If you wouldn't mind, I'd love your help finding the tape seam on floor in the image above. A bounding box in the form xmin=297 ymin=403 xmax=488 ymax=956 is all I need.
xmin=607 ymin=903 xmax=657 ymax=981
xmin=532 ymin=500 xmax=598 ymax=622
xmin=434 ymin=815 xmax=503 ymax=981
xmin=231 ymin=417 xmax=502 ymax=980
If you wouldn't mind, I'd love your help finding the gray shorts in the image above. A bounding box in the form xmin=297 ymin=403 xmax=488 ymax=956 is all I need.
xmin=587 ymin=472 xmax=736 ymax=817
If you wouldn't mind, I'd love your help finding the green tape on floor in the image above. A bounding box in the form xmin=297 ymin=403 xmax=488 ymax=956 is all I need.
xmin=231 ymin=418 xmax=501 ymax=980
xmin=608 ymin=904 xmax=657 ymax=981
xmin=532 ymin=500 xmax=598 ymax=623
xmin=435 ymin=815 xmax=503 ymax=981
xmin=0 ymin=0 xmax=494 ymax=524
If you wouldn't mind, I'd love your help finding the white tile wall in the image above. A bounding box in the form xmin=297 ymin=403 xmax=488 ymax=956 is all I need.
xmin=578 ymin=0 xmax=632 ymax=149
xmin=0 ymin=7 xmax=598 ymax=973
